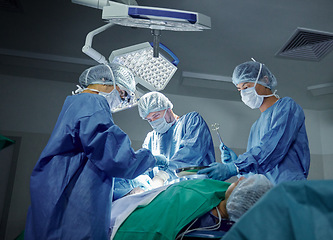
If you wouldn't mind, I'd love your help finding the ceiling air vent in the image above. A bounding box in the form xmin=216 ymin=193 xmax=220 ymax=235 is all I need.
xmin=276 ymin=28 xmax=333 ymax=61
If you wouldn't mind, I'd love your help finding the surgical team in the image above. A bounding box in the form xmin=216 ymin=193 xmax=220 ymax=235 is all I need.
xmin=24 ymin=60 xmax=310 ymax=239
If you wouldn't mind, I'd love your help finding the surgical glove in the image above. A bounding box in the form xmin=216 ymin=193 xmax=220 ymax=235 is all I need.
xmin=127 ymin=187 xmax=145 ymax=196
xmin=197 ymin=162 xmax=238 ymax=181
xmin=220 ymin=143 xmax=238 ymax=164
xmin=132 ymin=175 xmax=153 ymax=191
xmin=154 ymin=154 xmax=169 ymax=171
xmin=151 ymin=170 xmax=170 ymax=188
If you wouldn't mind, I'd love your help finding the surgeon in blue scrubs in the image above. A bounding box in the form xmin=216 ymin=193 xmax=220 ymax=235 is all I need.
xmin=138 ymin=92 xmax=215 ymax=178
xmin=199 ymin=61 xmax=310 ymax=185
xmin=24 ymin=64 xmax=166 ymax=240
xmin=113 ymin=92 xmax=215 ymax=199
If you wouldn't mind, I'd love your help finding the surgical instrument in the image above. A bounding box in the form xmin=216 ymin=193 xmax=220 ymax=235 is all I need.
xmin=211 ymin=123 xmax=226 ymax=150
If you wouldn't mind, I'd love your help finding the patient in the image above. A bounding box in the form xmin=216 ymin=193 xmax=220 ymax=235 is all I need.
xmin=113 ymin=170 xmax=169 ymax=200
xmin=110 ymin=174 xmax=273 ymax=240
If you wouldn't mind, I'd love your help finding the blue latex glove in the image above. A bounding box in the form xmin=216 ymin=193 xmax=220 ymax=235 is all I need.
xmin=197 ymin=162 xmax=238 ymax=181
xmin=220 ymin=143 xmax=238 ymax=164
xmin=154 ymin=154 xmax=169 ymax=171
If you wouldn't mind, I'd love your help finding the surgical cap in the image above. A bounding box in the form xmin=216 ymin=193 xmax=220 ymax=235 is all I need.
xmin=226 ymin=174 xmax=273 ymax=222
xmin=138 ymin=91 xmax=173 ymax=119
xmin=79 ymin=63 xmax=136 ymax=95
xmin=232 ymin=61 xmax=277 ymax=89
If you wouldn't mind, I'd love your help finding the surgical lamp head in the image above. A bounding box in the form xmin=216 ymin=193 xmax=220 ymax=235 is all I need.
xmin=138 ymin=91 xmax=173 ymax=119
xmin=232 ymin=61 xmax=277 ymax=89
xmin=226 ymin=174 xmax=273 ymax=222
xmin=79 ymin=63 xmax=136 ymax=96
xmin=109 ymin=42 xmax=178 ymax=92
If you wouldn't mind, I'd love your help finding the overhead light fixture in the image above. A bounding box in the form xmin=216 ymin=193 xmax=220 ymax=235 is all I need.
xmin=72 ymin=0 xmax=211 ymax=57
xmin=181 ymin=71 xmax=235 ymax=91
xmin=101 ymin=1 xmax=211 ymax=31
xmin=182 ymin=71 xmax=232 ymax=82
xmin=307 ymin=82 xmax=333 ymax=96
xmin=110 ymin=42 xmax=178 ymax=91
xmin=71 ymin=0 xmax=210 ymax=112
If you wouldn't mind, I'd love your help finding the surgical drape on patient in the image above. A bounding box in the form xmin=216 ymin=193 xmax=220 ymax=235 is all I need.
xmin=223 ymin=180 xmax=333 ymax=240
xmin=114 ymin=179 xmax=230 ymax=240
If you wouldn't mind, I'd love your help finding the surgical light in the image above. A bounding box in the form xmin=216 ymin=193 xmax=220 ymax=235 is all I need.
xmin=109 ymin=42 xmax=178 ymax=91
xmin=71 ymin=0 xmax=210 ymax=112
xmin=101 ymin=1 xmax=211 ymax=31
xmin=72 ymin=0 xmax=211 ymax=57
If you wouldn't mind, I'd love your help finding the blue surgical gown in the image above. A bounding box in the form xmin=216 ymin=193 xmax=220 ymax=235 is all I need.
xmin=24 ymin=93 xmax=156 ymax=240
xmin=235 ymin=97 xmax=310 ymax=184
xmin=144 ymin=112 xmax=215 ymax=178
xmin=113 ymin=112 xmax=215 ymax=199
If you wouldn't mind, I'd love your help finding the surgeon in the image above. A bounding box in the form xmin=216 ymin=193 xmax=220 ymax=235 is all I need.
xmin=113 ymin=92 xmax=215 ymax=199
xmin=199 ymin=61 xmax=310 ymax=184
xmin=24 ymin=63 xmax=167 ymax=240
xmin=138 ymin=92 xmax=215 ymax=178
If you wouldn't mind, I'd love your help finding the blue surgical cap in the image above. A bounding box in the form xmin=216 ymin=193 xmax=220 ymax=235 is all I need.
xmin=232 ymin=61 xmax=277 ymax=89
xmin=138 ymin=92 xmax=173 ymax=119
xmin=226 ymin=174 xmax=273 ymax=222
xmin=79 ymin=63 xmax=136 ymax=95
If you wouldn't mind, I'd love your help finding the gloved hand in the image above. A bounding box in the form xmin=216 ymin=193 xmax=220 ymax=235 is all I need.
xmin=154 ymin=154 xmax=169 ymax=171
xmin=197 ymin=162 xmax=238 ymax=181
xmin=132 ymin=175 xmax=154 ymax=191
xmin=220 ymin=143 xmax=238 ymax=164
xmin=151 ymin=170 xmax=170 ymax=188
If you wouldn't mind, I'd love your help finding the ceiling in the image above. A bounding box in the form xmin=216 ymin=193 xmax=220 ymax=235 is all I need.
xmin=1 ymin=0 xmax=333 ymax=110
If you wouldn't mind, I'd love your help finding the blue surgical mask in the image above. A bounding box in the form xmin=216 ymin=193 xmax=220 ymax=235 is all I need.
xmin=149 ymin=109 xmax=175 ymax=134
xmin=240 ymin=63 xmax=277 ymax=109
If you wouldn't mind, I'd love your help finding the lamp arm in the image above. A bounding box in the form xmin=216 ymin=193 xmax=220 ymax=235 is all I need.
xmin=82 ymin=22 xmax=115 ymax=64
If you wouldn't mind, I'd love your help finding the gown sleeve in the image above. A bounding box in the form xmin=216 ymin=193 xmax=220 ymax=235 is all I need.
xmin=168 ymin=112 xmax=214 ymax=170
xmin=78 ymin=109 xmax=156 ymax=179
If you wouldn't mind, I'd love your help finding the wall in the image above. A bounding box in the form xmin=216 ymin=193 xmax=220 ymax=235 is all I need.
xmin=0 ymin=75 xmax=332 ymax=239
xmin=320 ymin=110 xmax=333 ymax=179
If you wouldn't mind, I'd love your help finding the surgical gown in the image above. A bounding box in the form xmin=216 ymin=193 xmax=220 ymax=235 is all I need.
xmin=24 ymin=93 xmax=156 ymax=240
xmin=113 ymin=112 xmax=215 ymax=199
xmin=143 ymin=111 xmax=215 ymax=178
xmin=235 ymin=97 xmax=310 ymax=184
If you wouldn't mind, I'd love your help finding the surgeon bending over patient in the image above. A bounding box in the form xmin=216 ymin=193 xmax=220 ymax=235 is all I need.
xmin=113 ymin=91 xmax=215 ymax=199
xmin=24 ymin=64 xmax=167 ymax=240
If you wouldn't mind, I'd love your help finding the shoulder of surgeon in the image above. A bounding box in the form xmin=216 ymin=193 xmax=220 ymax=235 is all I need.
xmin=178 ymin=111 xmax=209 ymax=128
xmin=65 ymin=93 xmax=110 ymax=115
xmin=181 ymin=111 xmax=205 ymax=122
xmin=278 ymin=97 xmax=304 ymax=112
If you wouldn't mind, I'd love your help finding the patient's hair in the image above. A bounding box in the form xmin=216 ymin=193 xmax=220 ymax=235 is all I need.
xmin=226 ymin=174 xmax=273 ymax=222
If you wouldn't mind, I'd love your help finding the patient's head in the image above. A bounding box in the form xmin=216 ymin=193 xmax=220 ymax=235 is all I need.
xmin=226 ymin=174 xmax=273 ymax=222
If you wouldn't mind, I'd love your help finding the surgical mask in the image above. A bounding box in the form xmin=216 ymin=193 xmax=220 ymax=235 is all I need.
xmin=149 ymin=109 xmax=175 ymax=134
xmin=84 ymin=87 xmax=123 ymax=112
xmin=98 ymin=89 xmax=122 ymax=112
xmin=240 ymin=63 xmax=277 ymax=109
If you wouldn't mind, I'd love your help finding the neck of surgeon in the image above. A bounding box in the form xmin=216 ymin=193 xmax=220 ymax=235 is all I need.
xmin=259 ymin=91 xmax=279 ymax=113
